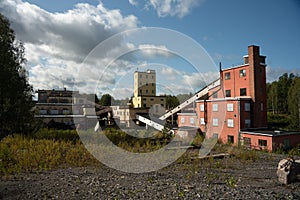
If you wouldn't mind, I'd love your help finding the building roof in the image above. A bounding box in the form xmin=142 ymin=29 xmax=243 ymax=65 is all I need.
xmin=241 ymin=130 xmax=300 ymax=137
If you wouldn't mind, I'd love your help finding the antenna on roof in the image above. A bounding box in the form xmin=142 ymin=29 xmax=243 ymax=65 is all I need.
xmin=219 ymin=62 xmax=222 ymax=72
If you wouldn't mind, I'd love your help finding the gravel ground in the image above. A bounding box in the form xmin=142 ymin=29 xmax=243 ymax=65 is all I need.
xmin=1 ymin=150 xmax=300 ymax=200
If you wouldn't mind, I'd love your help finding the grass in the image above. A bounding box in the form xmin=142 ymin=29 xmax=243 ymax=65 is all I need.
xmin=1 ymin=127 xmax=297 ymax=175
xmin=0 ymin=134 xmax=99 ymax=174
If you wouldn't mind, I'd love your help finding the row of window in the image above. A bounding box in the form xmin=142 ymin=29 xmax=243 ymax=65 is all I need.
xmin=139 ymin=82 xmax=155 ymax=86
xmin=142 ymin=98 xmax=165 ymax=101
xmin=139 ymin=74 xmax=155 ymax=79
xmin=181 ymin=117 xmax=251 ymax=128
xmin=244 ymin=137 xmax=267 ymax=147
xmin=180 ymin=117 xmax=195 ymax=125
xmin=115 ymin=111 xmax=129 ymax=116
xmin=199 ymin=103 xmax=251 ymax=112
xmin=139 ymin=89 xmax=155 ymax=94
xmin=225 ymin=88 xmax=247 ymax=97
xmin=39 ymin=109 xmax=80 ymax=115
xmin=224 ymin=69 xmax=246 ymax=80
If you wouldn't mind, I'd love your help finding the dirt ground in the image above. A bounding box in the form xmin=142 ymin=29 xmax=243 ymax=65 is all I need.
xmin=1 ymin=149 xmax=300 ymax=200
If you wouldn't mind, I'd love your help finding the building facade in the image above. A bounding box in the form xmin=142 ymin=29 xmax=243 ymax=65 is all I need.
xmin=34 ymin=88 xmax=107 ymax=129
xmin=177 ymin=45 xmax=289 ymax=151
xmin=132 ymin=69 xmax=166 ymax=109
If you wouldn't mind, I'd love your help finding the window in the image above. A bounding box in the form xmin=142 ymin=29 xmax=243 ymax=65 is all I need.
xmin=240 ymin=69 xmax=246 ymax=77
xmin=283 ymin=139 xmax=290 ymax=150
xmin=227 ymin=119 xmax=234 ymax=127
xmin=190 ymin=118 xmax=195 ymax=125
xmin=244 ymin=137 xmax=251 ymax=147
xmin=152 ymin=90 xmax=155 ymax=94
xmin=146 ymin=90 xmax=148 ymax=94
xmin=226 ymin=90 xmax=231 ymax=97
xmin=261 ymin=103 xmax=264 ymax=111
xmin=50 ymin=110 xmax=59 ymax=115
xmin=150 ymin=98 xmax=154 ymax=101
xmin=39 ymin=109 xmax=47 ymax=114
xmin=139 ymin=89 xmax=142 ymax=95
xmin=62 ymin=109 xmax=70 ymax=115
xmin=212 ymin=92 xmax=218 ymax=98
xmin=245 ymin=119 xmax=251 ymax=128
xmin=181 ymin=117 xmax=185 ymax=124
xmin=228 ymin=135 xmax=234 ymax=144
xmin=227 ymin=103 xmax=234 ymax=112
xmin=213 ymin=118 xmax=218 ymax=126
xmin=212 ymin=104 xmax=218 ymax=112
xmin=146 ymin=75 xmax=148 ymax=79
xmin=258 ymin=139 xmax=267 ymax=147
xmin=200 ymin=104 xmax=204 ymax=111
xmin=200 ymin=118 xmax=205 ymax=125
xmin=146 ymin=82 xmax=148 ymax=86
xmin=225 ymin=72 xmax=231 ymax=80
xmin=152 ymin=83 xmax=154 ymax=86
xmin=143 ymin=104 xmax=147 ymax=108
xmin=240 ymin=88 xmax=247 ymax=96
xmin=245 ymin=103 xmax=250 ymax=111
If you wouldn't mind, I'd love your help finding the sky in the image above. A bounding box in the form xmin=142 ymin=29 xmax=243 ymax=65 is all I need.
xmin=0 ymin=0 xmax=299 ymax=99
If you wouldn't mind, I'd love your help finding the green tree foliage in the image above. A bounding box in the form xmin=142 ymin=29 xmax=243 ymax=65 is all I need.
xmin=267 ymin=81 xmax=278 ymax=114
xmin=165 ymin=95 xmax=180 ymax=109
xmin=0 ymin=14 xmax=34 ymax=138
xmin=267 ymin=73 xmax=296 ymax=114
xmin=99 ymin=94 xmax=114 ymax=106
xmin=288 ymin=77 xmax=300 ymax=130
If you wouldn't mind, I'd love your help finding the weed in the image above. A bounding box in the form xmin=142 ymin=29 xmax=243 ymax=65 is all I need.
xmin=225 ymin=176 xmax=237 ymax=188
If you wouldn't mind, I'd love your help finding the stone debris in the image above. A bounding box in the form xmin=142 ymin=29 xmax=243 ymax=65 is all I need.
xmin=277 ymin=157 xmax=300 ymax=185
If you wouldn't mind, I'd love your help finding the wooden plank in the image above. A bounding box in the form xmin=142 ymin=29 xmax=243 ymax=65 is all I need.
xmin=195 ymin=153 xmax=231 ymax=160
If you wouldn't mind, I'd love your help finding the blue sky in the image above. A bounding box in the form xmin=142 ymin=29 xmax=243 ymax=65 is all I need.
xmin=0 ymin=0 xmax=299 ymax=98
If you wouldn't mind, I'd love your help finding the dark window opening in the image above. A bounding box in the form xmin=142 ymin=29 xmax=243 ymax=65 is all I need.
xmin=240 ymin=69 xmax=246 ymax=77
xmin=258 ymin=139 xmax=267 ymax=147
xmin=212 ymin=92 xmax=218 ymax=98
xmin=240 ymin=88 xmax=247 ymax=96
xmin=226 ymin=90 xmax=231 ymax=97
xmin=228 ymin=135 xmax=234 ymax=144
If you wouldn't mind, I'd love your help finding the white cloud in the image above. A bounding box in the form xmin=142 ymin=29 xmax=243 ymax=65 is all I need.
xmin=0 ymin=0 xmax=139 ymax=96
xmin=266 ymin=66 xmax=300 ymax=83
xmin=128 ymin=0 xmax=138 ymax=6
xmin=146 ymin=0 xmax=204 ymax=18
xmin=182 ymin=71 xmax=219 ymax=90
xmin=138 ymin=44 xmax=173 ymax=58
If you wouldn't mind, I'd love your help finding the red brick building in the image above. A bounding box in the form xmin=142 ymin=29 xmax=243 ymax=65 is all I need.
xmin=177 ymin=45 xmax=300 ymax=151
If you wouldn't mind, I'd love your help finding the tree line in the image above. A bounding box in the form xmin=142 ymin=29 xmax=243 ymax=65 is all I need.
xmin=267 ymin=73 xmax=300 ymax=130
xmin=0 ymin=14 xmax=34 ymax=139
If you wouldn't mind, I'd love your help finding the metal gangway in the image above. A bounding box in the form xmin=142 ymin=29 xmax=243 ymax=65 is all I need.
xmin=136 ymin=79 xmax=221 ymax=131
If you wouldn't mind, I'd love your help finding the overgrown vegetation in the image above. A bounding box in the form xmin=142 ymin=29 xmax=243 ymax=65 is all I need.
xmin=2 ymin=127 xmax=300 ymax=175
xmin=0 ymin=134 xmax=99 ymax=174
xmin=267 ymin=73 xmax=300 ymax=130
